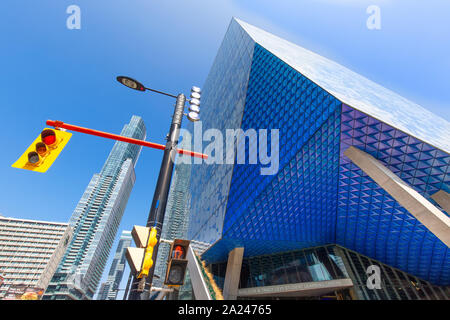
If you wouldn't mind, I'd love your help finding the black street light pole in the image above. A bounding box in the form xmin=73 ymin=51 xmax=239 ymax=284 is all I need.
xmin=116 ymin=76 xmax=200 ymax=300
xmin=128 ymin=93 xmax=186 ymax=300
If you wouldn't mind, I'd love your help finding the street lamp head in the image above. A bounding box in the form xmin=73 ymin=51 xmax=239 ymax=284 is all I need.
xmin=116 ymin=76 xmax=146 ymax=92
xmin=190 ymin=98 xmax=200 ymax=106
xmin=189 ymin=105 xmax=200 ymax=113
xmin=187 ymin=111 xmax=200 ymax=122
xmin=190 ymin=92 xmax=201 ymax=100
xmin=191 ymin=86 xmax=201 ymax=94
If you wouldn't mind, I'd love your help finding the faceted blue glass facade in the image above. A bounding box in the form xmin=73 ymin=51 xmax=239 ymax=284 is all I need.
xmin=338 ymin=104 xmax=449 ymax=284
xmin=187 ymin=20 xmax=255 ymax=244
xmin=188 ymin=19 xmax=450 ymax=286
xmin=223 ymin=44 xmax=341 ymax=246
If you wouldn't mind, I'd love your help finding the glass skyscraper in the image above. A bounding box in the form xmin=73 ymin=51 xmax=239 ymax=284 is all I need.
xmin=43 ymin=116 xmax=146 ymax=300
xmin=97 ymin=230 xmax=132 ymax=300
xmin=187 ymin=18 xmax=450 ymax=299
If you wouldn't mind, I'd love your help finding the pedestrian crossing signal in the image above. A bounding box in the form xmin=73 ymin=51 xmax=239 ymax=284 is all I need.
xmin=164 ymin=239 xmax=190 ymax=286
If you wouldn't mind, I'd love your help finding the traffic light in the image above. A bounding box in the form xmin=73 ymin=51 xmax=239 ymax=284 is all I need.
xmin=138 ymin=227 xmax=158 ymax=279
xmin=125 ymin=226 xmax=158 ymax=279
xmin=187 ymin=86 xmax=201 ymax=122
xmin=12 ymin=128 xmax=72 ymax=173
xmin=164 ymin=239 xmax=190 ymax=286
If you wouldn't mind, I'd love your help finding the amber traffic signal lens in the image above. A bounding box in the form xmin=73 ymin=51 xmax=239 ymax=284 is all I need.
xmin=41 ymin=129 xmax=56 ymax=146
xmin=35 ymin=142 xmax=47 ymax=156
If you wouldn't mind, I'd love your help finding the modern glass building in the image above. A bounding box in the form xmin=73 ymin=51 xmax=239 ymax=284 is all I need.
xmin=187 ymin=19 xmax=450 ymax=299
xmin=97 ymin=230 xmax=132 ymax=300
xmin=43 ymin=116 xmax=146 ymax=300
xmin=0 ymin=217 xmax=72 ymax=299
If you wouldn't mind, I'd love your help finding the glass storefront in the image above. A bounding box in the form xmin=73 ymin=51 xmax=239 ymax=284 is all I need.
xmin=207 ymin=245 xmax=450 ymax=300
xmin=337 ymin=246 xmax=450 ymax=300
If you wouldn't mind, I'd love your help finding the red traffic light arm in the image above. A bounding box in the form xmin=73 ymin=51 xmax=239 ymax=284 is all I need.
xmin=46 ymin=120 xmax=208 ymax=160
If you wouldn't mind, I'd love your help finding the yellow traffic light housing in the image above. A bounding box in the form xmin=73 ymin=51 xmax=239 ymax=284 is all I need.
xmin=137 ymin=227 xmax=158 ymax=279
xmin=12 ymin=128 xmax=72 ymax=173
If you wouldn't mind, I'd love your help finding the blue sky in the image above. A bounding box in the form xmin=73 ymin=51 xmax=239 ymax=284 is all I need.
xmin=0 ymin=0 xmax=448 ymax=298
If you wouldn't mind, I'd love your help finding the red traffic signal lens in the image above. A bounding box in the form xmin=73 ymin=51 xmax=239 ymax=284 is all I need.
xmin=28 ymin=152 xmax=40 ymax=164
xmin=172 ymin=245 xmax=186 ymax=259
xmin=41 ymin=129 xmax=56 ymax=146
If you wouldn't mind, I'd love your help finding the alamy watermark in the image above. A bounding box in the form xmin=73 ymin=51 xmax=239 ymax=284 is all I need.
xmin=175 ymin=121 xmax=280 ymax=176
xmin=66 ymin=5 xmax=81 ymax=30
xmin=366 ymin=5 xmax=381 ymax=30
xmin=366 ymin=265 xmax=382 ymax=289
